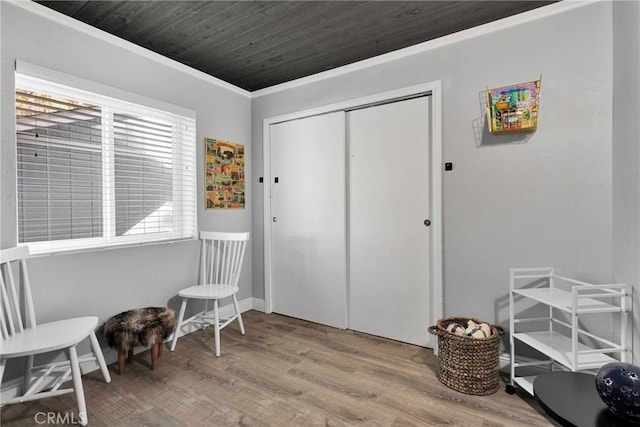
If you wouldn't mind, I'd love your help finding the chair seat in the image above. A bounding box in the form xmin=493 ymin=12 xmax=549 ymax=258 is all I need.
xmin=178 ymin=285 xmax=239 ymax=299
xmin=0 ymin=316 xmax=98 ymax=358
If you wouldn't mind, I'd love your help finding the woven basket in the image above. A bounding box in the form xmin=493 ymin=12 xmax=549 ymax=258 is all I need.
xmin=428 ymin=316 xmax=504 ymax=395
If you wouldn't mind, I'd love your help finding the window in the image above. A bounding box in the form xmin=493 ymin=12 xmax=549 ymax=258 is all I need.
xmin=16 ymin=73 xmax=196 ymax=254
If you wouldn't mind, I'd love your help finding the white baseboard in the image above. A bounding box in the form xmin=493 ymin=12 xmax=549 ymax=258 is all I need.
xmin=251 ymin=297 xmax=265 ymax=313
xmin=0 ymin=377 xmax=23 ymax=403
xmin=499 ymin=352 xmax=511 ymax=371
xmin=1 ymin=297 xmax=264 ymax=402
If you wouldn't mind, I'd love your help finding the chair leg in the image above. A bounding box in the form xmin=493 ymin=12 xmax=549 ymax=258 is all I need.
xmin=68 ymin=345 xmax=88 ymax=426
xmin=89 ymin=331 xmax=111 ymax=383
xmin=170 ymin=298 xmax=188 ymax=351
xmin=213 ymin=299 xmax=220 ymax=357
xmin=151 ymin=344 xmax=159 ymax=370
xmin=202 ymin=299 xmax=210 ymax=330
xmin=232 ymin=294 xmax=245 ymax=335
xmin=24 ymin=354 xmax=34 ymax=393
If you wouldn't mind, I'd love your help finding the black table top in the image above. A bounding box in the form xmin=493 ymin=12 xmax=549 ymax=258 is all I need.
xmin=533 ymin=371 xmax=635 ymax=427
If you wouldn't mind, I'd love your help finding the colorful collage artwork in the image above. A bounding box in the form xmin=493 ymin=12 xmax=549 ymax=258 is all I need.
xmin=205 ymin=138 xmax=245 ymax=209
xmin=487 ymin=79 xmax=541 ymax=134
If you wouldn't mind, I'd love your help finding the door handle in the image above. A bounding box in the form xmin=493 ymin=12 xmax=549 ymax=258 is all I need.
xmin=424 ymin=219 xmax=431 ymax=226
xmin=273 ymin=217 xmax=277 ymax=223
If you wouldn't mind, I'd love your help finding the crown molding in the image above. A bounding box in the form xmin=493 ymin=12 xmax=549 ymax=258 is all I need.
xmin=251 ymin=0 xmax=599 ymax=98
xmin=9 ymin=0 xmax=600 ymax=100
xmin=9 ymin=0 xmax=251 ymax=98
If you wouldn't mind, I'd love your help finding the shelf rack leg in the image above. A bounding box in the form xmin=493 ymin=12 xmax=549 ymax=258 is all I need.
xmin=621 ymin=285 xmax=630 ymax=363
xmin=571 ymin=288 xmax=578 ymax=371
xmin=509 ymin=269 xmax=515 ymax=391
xmin=549 ymin=271 xmax=555 ymax=372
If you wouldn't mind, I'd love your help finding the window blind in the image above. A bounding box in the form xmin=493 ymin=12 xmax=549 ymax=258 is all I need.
xmin=16 ymin=73 xmax=196 ymax=254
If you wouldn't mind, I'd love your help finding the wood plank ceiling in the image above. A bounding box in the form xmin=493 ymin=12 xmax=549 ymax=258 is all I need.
xmin=35 ymin=1 xmax=557 ymax=92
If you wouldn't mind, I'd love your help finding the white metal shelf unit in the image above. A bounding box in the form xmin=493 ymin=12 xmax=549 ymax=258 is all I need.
xmin=508 ymin=267 xmax=631 ymax=395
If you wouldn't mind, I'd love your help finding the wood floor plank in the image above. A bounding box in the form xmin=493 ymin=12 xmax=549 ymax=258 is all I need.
xmin=1 ymin=310 xmax=553 ymax=426
xmin=290 ymin=360 xmax=458 ymax=426
xmin=296 ymin=388 xmax=397 ymax=426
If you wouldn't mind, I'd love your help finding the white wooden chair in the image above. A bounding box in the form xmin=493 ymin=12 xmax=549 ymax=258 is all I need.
xmin=170 ymin=231 xmax=249 ymax=356
xmin=0 ymin=246 xmax=111 ymax=426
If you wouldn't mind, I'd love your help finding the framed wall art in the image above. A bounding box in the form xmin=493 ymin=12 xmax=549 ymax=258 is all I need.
xmin=487 ymin=77 xmax=541 ymax=134
xmin=205 ymin=138 xmax=245 ymax=209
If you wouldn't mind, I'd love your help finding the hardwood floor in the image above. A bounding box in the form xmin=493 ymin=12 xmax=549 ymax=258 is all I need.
xmin=1 ymin=310 xmax=554 ymax=426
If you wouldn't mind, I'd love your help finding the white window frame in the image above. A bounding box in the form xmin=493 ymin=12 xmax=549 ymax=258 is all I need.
xmin=15 ymin=64 xmax=197 ymax=255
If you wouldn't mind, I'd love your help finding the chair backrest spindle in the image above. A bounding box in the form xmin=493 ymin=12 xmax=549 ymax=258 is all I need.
xmin=0 ymin=246 xmax=35 ymax=341
xmin=198 ymin=232 xmax=249 ymax=287
xmin=21 ymin=258 xmax=37 ymax=328
xmin=0 ymin=271 xmax=14 ymax=339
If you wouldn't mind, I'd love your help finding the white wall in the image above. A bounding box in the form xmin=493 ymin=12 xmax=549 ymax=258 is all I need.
xmin=251 ymin=2 xmax=616 ymax=334
xmin=612 ymin=0 xmax=640 ymax=362
xmin=0 ymin=1 xmax=251 ymax=379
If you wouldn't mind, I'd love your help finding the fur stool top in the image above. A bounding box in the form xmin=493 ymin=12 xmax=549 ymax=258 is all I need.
xmin=104 ymin=307 xmax=176 ymax=374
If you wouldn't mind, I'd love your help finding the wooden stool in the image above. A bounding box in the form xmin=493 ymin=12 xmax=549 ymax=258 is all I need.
xmin=104 ymin=307 xmax=176 ymax=374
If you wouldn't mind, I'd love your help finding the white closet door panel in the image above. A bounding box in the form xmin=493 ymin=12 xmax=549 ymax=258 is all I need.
xmin=270 ymin=112 xmax=347 ymax=329
xmin=349 ymin=97 xmax=431 ymax=346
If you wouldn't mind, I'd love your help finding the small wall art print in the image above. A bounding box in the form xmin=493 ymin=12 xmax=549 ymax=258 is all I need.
xmin=486 ymin=77 xmax=541 ymax=134
xmin=205 ymin=138 xmax=245 ymax=209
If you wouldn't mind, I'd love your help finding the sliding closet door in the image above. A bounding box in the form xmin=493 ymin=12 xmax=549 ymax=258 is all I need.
xmin=270 ymin=112 xmax=347 ymax=329
xmin=349 ymin=97 xmax=432 ymax=346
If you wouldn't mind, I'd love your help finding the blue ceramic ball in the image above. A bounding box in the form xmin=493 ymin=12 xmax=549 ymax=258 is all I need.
xmin=595 ymin=362 xmax=640 ymax=422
